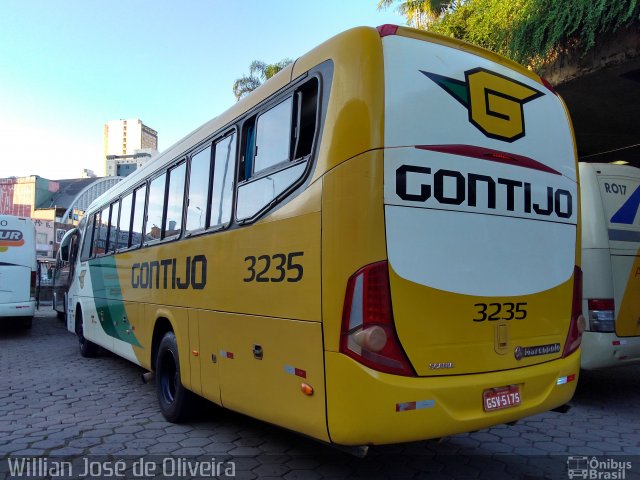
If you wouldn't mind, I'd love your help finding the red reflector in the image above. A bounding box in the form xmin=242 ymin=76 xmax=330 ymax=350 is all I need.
xmin=562 ymin=266 xmax=584 ymax=358
xmin=540 ymin=77 xmax=557 ymax=95
xmin=588 ymin=298 xmax=614 ymax=311
xmin=377 ymin=24 xmax=398 ymax=37
xmin=567 ymin=374 xmax=576 ymax=383
xmin=612 ymin=341 xmax=621 ymax=346
xmin=487 ymin=153 xmax=514 ymax=161
xmin=415 ymin=144 xmax=561 ymax=175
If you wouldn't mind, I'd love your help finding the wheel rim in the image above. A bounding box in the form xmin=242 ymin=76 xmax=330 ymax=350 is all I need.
xmin=159 ymin=350 xmax=178 ymax=404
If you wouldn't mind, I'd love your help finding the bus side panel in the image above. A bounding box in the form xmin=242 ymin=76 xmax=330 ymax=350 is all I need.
xmin=216 ymin=313 xmax=329 ymax=442
xmin=113 ymin=301 xmax=144 ymax=365
xmin=115 ymin=216 xmax=321 ymax=323
xmin=195 ymin=309 xmax=221 ymax=404
xmin=613 ymin=254 xmax=640 ymax=337
xmin=321 ymin=151 xmax=387 ymax=352
xmin=83 ymin=257 xmax=147 ymax=365
xmin=211 ymin=212 xmax=322 ymax=322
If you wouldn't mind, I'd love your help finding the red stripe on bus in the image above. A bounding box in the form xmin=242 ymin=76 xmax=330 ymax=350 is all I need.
xmin=415 ymin=144 xmax=561 ymax=175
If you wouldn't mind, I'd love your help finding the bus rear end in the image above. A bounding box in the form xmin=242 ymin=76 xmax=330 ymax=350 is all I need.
xmin=324 ymin=26 xmax=582 ymax=446
xmin=0 ymin=215 xmax=36 ymax=327
xmin=580 ymin=162 xmax=640 ymax=369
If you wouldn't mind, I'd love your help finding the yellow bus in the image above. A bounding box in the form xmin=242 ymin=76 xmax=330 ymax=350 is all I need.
xmin=61 ymin=25 xmax=584 ymax=449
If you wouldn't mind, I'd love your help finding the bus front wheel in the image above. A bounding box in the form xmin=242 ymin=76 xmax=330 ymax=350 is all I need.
xmin=156 ymin=331 xmax=195 ymax=423
xmin=76 ymin=309 xmax=98 ymax=358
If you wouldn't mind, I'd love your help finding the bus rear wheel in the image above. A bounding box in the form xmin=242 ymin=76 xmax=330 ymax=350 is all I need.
xmin=76 ymin=309 xmax=98 ymax=358
xmin=156 ymin=331 xmax=195 ymax=423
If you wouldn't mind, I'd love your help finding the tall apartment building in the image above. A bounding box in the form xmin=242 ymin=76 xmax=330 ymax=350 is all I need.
xmin=104 ymin=118 xmax=158 ymax=176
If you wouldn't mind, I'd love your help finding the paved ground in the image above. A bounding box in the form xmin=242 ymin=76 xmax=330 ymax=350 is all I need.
xmin=0 ymin=308 xmax=638 ymax=479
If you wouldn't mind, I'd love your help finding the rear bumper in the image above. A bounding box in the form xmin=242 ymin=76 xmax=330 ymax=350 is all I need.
xmin=0 ymin=301 xmax=36 ymax=318
xmin=581 ymin=332 xmax=640 ymax=370
xmin=325 ymin=350 xmax=580 ymax=445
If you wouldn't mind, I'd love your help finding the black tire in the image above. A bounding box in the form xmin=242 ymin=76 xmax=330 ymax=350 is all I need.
xmin=55 ymin=294 xmax=66 ymax=321
xmin=62 ymin=293 xmax=68 ymax=322
xmin=76 ymin=309 xmax=98 ymax=358
xmin=156 ymin=331 xmax=196 ymax=423
xmin=19 ymin=316 xmax=33 ymax=330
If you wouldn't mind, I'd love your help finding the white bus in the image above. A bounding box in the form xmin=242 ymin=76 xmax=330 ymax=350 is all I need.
xmin=0 ymin=215 xmax=37 ymax=329
xmin=579 ymin=162 xmax=640 ymax=369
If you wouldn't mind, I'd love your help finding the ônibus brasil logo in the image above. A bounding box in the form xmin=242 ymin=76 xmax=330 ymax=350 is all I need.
xmin=421 ymin=67 xmax=544 ymax=142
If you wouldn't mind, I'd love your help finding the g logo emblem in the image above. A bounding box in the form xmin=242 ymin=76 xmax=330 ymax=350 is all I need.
xmin=421 ymin=68 xmax=544 ymax=142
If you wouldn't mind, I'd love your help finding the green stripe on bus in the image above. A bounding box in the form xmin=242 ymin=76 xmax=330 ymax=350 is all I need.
xmin=89 ymin=257 xmax=142 ymax=347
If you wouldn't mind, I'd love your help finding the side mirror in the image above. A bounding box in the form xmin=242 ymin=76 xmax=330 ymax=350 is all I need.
xmin=59 ymin=228 xmax=77 ymax=262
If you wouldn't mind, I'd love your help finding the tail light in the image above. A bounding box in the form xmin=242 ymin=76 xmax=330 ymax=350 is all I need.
xmin=340 ymin=261 xmax=415 ymax=376
xmin=587 ymin=298 xmax=615 ymax=332
xmin=377 ymin=24 xmax=398 ymax=37
xmin=30 ymin=271 xmax=37 ymax=299
xmin=562 ymin=266 xmax=585 ymax=358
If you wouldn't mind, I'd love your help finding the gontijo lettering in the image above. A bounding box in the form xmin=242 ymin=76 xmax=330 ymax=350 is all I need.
xmin=396 ymin=166 xmax=573 ymax=219
xmin=131 ymin=255 xmax=207 ymax=290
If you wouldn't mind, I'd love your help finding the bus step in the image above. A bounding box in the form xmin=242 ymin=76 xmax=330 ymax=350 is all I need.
xmin=551 ymin=404 xmax=571 ymax=414
xmin=332 ymin=444 xmax=369 ymax=458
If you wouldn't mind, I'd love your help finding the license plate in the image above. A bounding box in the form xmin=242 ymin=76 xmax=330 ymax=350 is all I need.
xmin=483 ymin=385 xmax=521 ymax=412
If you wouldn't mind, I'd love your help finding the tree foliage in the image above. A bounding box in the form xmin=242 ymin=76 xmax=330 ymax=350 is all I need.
xmin=390 ymin=0 xmax=640 ymax=68
xmin=377 ymin=0 xmax=454 ymax=28
xmin=232 ymin=59 xmax=293 ymax=101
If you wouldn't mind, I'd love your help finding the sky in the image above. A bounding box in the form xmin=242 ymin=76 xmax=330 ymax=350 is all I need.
xmin=0 ymin=1 xmax=406 ymax=180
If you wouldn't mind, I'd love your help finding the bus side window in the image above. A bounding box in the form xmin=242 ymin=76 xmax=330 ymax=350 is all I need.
xmin=253 ymin=97 xmax=293 ymax=175
xmin=210 ymin=133 xmax=237 ymax=228
xmin=130 ymin=185 xmax=147 ymax=248
xmin=292 ymin=78 xmax=318 ymax=160
xmin=145 ymin=173 xmax=167 ymax=243
xmin=240 ymin=120 xmax=256 ymax=181
xmin=164 ymin=161 xmax=186 ymax=238
xmin=235 ymin=79 xmax=318 ymax=222
xmin=92 ymin=209 xmax=107 ymax=256
xmin=118 ymin=193 xmax=133 ymax=250
xmin=186 ymin=146 xmax=212 ymax=232
xmin=107 ymin=201 xmax=119 ymax=255
xmin=80 ymin=215 xmax=95 ymax=262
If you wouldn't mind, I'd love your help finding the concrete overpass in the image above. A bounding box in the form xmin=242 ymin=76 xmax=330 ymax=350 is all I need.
xmin=547 ymin=26 xmax=640 ymax=167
